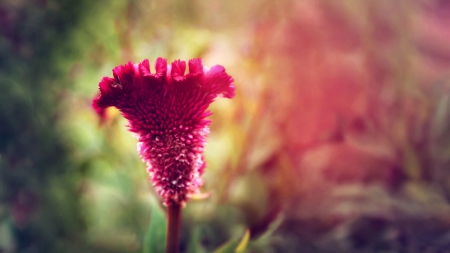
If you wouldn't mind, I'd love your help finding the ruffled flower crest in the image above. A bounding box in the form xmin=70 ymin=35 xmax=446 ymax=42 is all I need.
xmin=93 ymin=58 xmax=235 ymax=205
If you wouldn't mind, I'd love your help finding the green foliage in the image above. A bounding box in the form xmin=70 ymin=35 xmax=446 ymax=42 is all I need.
xmin=0 ymin=0 xmax=99 ymax=252
xmin=143 ymin=197 xmax=166 ymax=253
xmin=213 ymin=229 xmax=250 ymax=253
xmin=213 ymin=240 xmax=239 ymax=253
xmin=186 ymin=227 xmax=206 ymax=253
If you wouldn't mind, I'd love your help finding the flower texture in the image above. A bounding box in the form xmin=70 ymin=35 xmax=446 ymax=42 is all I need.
xmin=93 ymin=58 xmax=235 ymax=205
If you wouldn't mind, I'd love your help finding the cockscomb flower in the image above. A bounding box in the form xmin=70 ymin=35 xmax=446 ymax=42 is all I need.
xmin=92 ymin=58 xmax=235 ymax=205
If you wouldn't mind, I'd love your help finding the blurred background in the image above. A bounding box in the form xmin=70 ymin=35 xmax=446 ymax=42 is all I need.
xmin=1 ymin=0 xmax=450 ymax=252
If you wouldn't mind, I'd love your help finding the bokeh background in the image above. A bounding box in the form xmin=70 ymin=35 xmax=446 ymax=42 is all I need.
xmin=1 ymin=0 xmax=450 ymax=252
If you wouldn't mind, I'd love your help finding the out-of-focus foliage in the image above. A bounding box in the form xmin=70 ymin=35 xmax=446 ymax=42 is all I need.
xmin=143 ymin=197 xmax=166 ymax=253
xmin=1 ymin=0 xmax=450 ymax=252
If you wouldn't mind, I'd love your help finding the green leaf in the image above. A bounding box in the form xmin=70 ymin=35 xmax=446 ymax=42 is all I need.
xmin=187 ymin=226 xmax=207 ymax=253
xmin=235 ymin=229 xmax=250 ymax=252
xmin=143 ymin=197 xmax=166 ymax=253
xmin=255 ymin=213 xmax=284 ymax=242
xmin=213 ymin=240 xmax=239 ymax=253
xmin=213 ymin=229 xmax=250 ymax=253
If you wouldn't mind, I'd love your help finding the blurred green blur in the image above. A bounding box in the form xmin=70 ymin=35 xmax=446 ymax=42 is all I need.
xmin=1 ymin=0 xmax=450 ymax=252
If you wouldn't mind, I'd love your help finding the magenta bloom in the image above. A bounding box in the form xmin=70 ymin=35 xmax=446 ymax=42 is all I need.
xmin=92 ymin=58 xmax=234 ymax=205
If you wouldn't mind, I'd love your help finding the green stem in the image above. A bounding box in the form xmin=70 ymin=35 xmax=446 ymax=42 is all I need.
xmin=165 ymin=201 xmax=181 ymax=253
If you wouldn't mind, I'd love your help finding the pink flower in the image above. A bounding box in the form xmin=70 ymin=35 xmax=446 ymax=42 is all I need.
xmin=93 ymin=58 xmax=235 ymax=205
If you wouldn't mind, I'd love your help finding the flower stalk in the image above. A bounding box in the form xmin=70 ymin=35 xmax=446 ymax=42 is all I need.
xmin=166 ymin=201 xmax=181 ymax=253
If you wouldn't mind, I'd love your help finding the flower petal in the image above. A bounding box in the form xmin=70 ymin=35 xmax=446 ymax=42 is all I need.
xmin=188 ymin=58 xmax=204 ymax=76
xmin=139 ymin=59 xmax=151 ymax=76
xmin=204 ymin=65 xmax=235 ymax=98
xmin=154 ymin=57 xmax=167 ymax=77
xmin=112 ymin=62 xmax=137 ymax=91
xmin=171 ymin=60 xmax=187 ymax=81
xmin=92 ymin=76 xmax=120 ymax=115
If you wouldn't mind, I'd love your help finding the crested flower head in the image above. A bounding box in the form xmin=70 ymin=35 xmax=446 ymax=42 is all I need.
xmin=92 ymin=58 xmax=235 ymax=205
